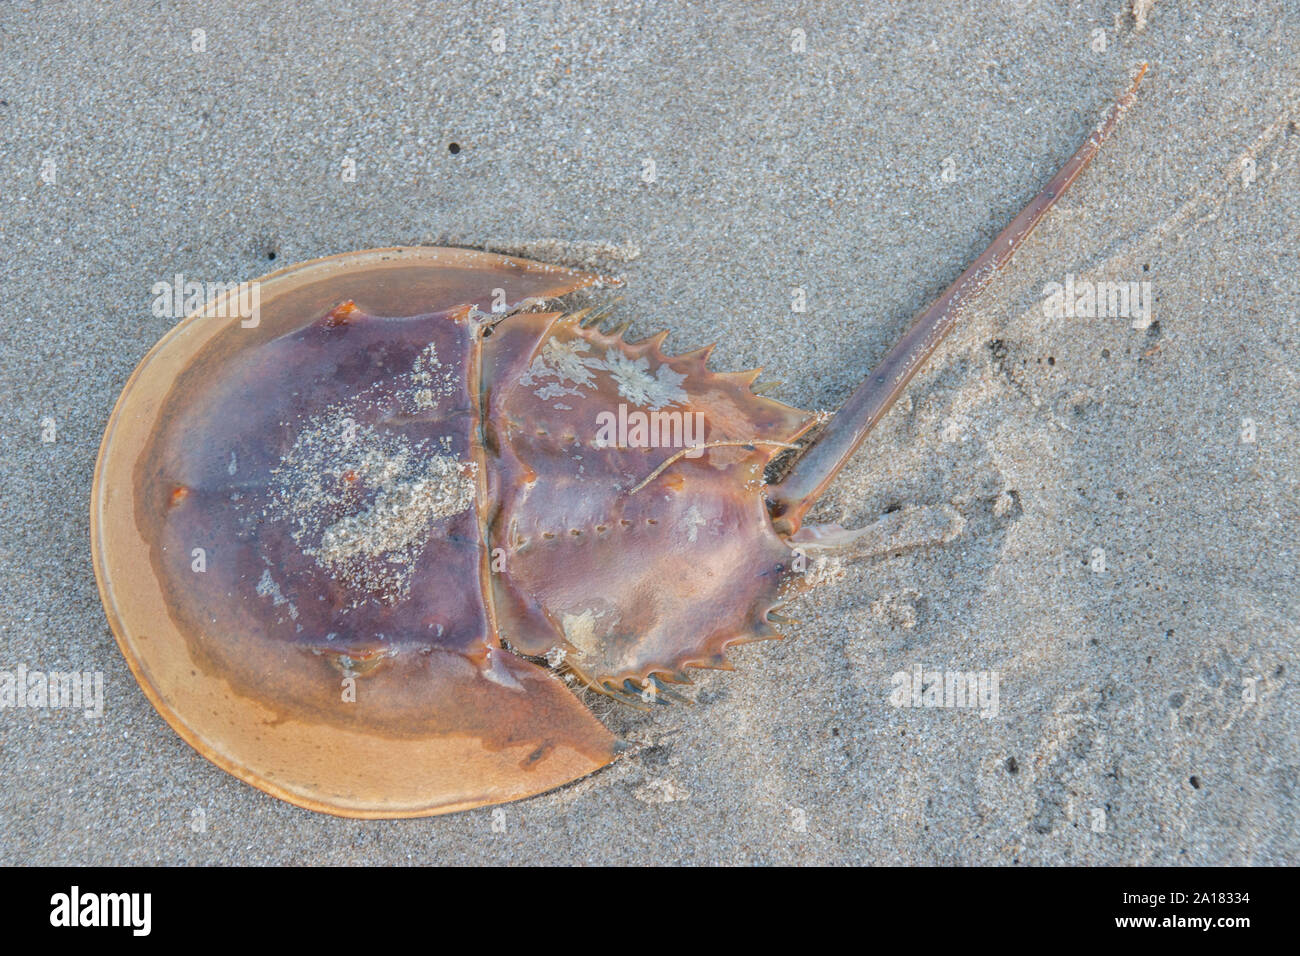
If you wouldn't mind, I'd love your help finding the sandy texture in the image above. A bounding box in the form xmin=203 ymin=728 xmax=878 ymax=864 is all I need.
xmin=1 ymin=1 xmax=1297 ymax=864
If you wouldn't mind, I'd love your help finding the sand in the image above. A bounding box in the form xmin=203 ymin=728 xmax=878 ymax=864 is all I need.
xmin=1 ymin=1 xmax=1296 ymax=864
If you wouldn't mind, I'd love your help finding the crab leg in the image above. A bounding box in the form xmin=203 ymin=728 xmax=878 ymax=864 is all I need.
xmin=769 ymin=64 xmax=1148 ymax=533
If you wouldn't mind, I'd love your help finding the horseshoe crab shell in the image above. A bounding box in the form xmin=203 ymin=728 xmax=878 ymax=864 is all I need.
xmin=93 ymin=246 xmax=815 ymax=817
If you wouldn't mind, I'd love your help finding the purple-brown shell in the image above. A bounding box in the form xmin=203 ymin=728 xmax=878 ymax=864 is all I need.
xmin=93 ymin=247 xmax=814 ymax=817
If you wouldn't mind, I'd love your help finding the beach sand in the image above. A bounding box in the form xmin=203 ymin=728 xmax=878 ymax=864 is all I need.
xmin=1 ymin=1 xmax=1296 ymax=864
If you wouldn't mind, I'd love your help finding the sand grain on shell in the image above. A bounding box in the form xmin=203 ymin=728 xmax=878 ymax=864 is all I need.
xmin=266 ymin=411 xmax=477 ymax=604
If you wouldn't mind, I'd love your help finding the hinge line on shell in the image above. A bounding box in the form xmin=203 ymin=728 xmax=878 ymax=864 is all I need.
xmin=468 ymin=309 xmax=502 ymax=661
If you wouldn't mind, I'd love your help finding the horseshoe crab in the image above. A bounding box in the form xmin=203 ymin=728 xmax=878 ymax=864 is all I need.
xmin=92 ymin=67 xmax=1146 ymax=817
